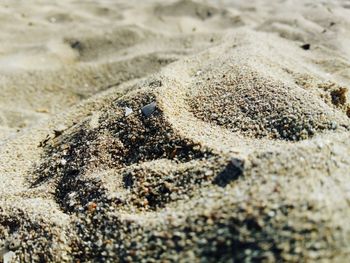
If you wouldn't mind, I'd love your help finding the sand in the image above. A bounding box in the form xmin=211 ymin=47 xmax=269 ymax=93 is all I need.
xmin=0 ymin=0 xmax=350 ymax=262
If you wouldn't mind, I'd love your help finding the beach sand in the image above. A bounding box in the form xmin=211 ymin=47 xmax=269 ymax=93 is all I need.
xmin=0 ymin=0 xmax=350 ymax=262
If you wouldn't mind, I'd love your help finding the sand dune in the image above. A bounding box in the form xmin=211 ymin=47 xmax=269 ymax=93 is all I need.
xmin=1 ymin=0 xmax=350 ymax=262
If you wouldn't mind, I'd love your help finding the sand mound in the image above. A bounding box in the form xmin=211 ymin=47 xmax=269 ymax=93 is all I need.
xmin=188 ymin=44 xmax=349 ymax=141
xmin=1 ymin=0 xmax=350 ymax=262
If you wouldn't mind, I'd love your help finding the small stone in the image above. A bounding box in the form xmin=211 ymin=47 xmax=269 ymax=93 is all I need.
xmin=125 ymin=107 xmax=133 ymax=117
xmin=141 ymin=102 xmax=156 ymax=117
xmin=213 ymin=158 xmax=244 ymax=187
xmin=87 ymin=202 xmax=97 ymax=213
xmin=268 ymin=210 xmax=275 ymax=217
xmin=70 ymin=41 xmax=82 ymax=50
xmin=330 ymin=121 xmax=337 ymax=130
xmin=301 ymin=43 xmax=310 ymax=50
xmin=204 ymin=170 xmax=214 ymax=176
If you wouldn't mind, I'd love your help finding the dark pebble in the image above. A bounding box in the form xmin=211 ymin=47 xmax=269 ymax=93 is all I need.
xmin=141 ymin=102 xmax=157 ymax=117
xmin=301 ymin=44 xmax=310 ymax=50
xmin=213 ymin=158 xmax=244 ymax=187
xmin=70 ymin=40 xmax=83 ymax=51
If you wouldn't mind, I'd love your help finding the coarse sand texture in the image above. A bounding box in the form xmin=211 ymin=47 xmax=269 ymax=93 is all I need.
xmin=1 ymin=0 xmax=350 ymax=262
